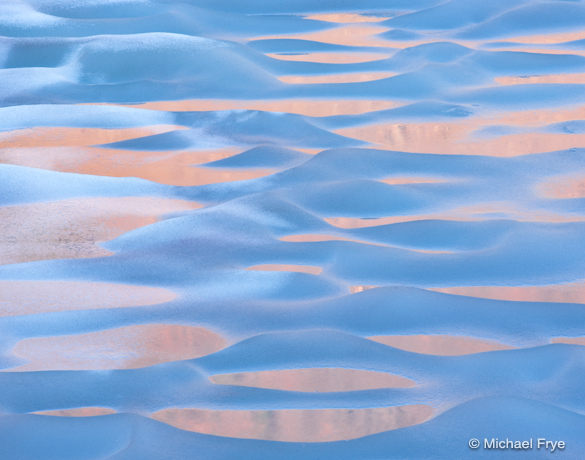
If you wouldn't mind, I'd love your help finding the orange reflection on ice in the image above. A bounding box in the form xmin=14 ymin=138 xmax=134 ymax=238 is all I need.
xmin=281 ymin=233 xmax=350 ymax=243
xmin=0 ymin=281 xmax=176 ymax=317
xmin=246 ymin=264 xmax=323 ymax=275
xmin=0 ymin=146 xmax=277 ymax=186
xmin=494 ymin=104 xmax=585 ymax=127
xmin=122 ymin=99 xmax=399 ymax=117
xmin=9 ymin=324 xmax=227 ymax=371
xmin=496 ymin=73 xmax=585 ymax=85
xmin=262 ymin=23 xmax=392 ymax=48
xmin=266 ymin=51 xmax=390 ymax=64
xmin=431 ymin=283 xmax=585 ymax=304
xmin=537 ymin=174 xmax=585 ymax=199
xmin=151 ymin=405 xmax=433 ymax=441
xmin=281 ymin=233 xmax=387 ymax=246
xmin=551 ymin=337 xmax=585 ymax=346
xmin=402 ymin=248 xmax=454 ymax=255
xmin=350 ymin=285 xmax=379 ymax=293
xmin=326 ymin=213 xmax=471 ymax=229
xmin=336 ymin=121 xmax=585 ymax=156
xmin=304 ymin=13 xmax=390 ymax=23
xmin=325 ymin=202 xmax=585 ymax=229
xmin=211 ymin=367 xmax=415 ymax=391
xmin=484 ymin=46 xmax=585 ymax=57
xmin=255 ymin=23 xmax=448 ymax=50
xmin=33 ymin=407 xmax=116 ymax=417
xmin=500 ymin=30 xmax=585 ymax=45
xmin=369 ymin=334 xmax=514 ymax=355
xmin=337 ymin=121 xmax=472 ymax=154
xmin=0 ymin=125 xmax=182 ymax=149
xmin=0 ymin=145 xmax=240 ymax=169
xmin=324 ymin=104 xmax=584 ymax=141
xmin=296 ymin=147 xmax=322 ymax=154
xmin=325 ymin=216 xmax=451 ymax=229
xmin=0 ymin=197 xmax=201 ymax=264
xmin=279 ymin=71 xmax=396 ymax=84
xmin=137 ymin=165 xmax=276 ymax=186
xmin=280 ymin=234 xmax=451 ymax=254
xmin=81 ymin=152 xmax=274 ymax=186
xmin=261 ymin=23 xmax=468 ymax=50
xmin=441 ymin=203 xmax=585 ymax=223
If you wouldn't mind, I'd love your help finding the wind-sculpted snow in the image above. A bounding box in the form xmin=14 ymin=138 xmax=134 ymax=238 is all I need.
xmin=2 ymin=0 xmax=585 ymax=458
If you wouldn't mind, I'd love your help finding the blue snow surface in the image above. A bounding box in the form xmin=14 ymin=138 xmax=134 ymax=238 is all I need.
xmin=1 ymin=0 xmax=585 ymax=458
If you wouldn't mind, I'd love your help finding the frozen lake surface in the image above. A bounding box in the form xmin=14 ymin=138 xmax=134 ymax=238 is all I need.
xmin=1 ymin=0 xmax=585 ymax=458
